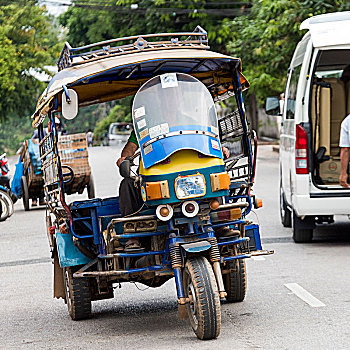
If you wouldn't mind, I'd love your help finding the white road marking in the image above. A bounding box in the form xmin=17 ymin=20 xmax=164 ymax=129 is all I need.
xmin=284 ymin=283 xmax=325 ymax=307
xmin=251 ymin=256 xmax=265 ymax=261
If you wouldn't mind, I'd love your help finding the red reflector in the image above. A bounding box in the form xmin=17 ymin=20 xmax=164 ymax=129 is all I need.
xmin=295 ymin=124 xmax=308 ymax=175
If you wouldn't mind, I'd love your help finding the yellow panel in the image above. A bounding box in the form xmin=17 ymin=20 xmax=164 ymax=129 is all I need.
xmin=210 ymin=172 xmax=230 ymax=192
xmin=139 ymin=149 xmax=224 ymax=176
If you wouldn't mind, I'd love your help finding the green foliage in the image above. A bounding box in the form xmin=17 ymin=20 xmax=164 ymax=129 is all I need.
xmin=227 ymin=0 xmax=350 ymax=104
xmin=94 ymin=102 xmax=131 ymax=141
xmin=0 ymin=1 xmax=61 ymax=121
xmin=59 ymin=0 xmax=245 ymax=52
xmin=0 ymin=1 xmax=62 ymax=154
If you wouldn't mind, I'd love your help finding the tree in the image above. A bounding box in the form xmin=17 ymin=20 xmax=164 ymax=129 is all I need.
xmin=0 ymin=1 xmax=61 ymax=153
xmin=227 ymin=0 xmax=350 ymax=104
xmin=59 ymin=0 xmax=250 ymax=53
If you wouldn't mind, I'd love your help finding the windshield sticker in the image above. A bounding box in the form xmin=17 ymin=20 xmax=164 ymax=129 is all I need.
xmin=211 ymin=139 xmax=220 ymax=151
xmin=149 ymin=125 xmax=161 ymax=139
xmin=160 ymin=123 xmax=169 ymax=135
xmin=144 ymin=144 xmax=153 ymax=155
xmin=160 ymin=73 xmax=178 ymax=89
xmin=139 ymin=128 xmax=149 ymax=140
xmin=134 ymin=106 xmax=145 ymax=119
xmin=210 ymin=126 xmax=218 ymax=135
xmin=137 ymin=118 xmax=147 ymax=130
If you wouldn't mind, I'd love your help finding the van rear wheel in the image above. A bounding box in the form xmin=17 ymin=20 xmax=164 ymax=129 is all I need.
xmin=293 ymin=227 xmax=313 ymax=243
xmin=280 ymin=185 xmax=291 ymax=227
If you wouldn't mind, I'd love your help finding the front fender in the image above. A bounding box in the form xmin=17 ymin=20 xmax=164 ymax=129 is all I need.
xmin=181 ymin=241 xmax=212 ymax=254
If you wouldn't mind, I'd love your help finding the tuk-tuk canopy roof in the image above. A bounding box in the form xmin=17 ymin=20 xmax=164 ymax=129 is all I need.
xmin=32 ymin=30 xmax=249 ymax=127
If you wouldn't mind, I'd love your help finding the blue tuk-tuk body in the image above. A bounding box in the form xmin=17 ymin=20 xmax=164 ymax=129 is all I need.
xmin=32 ymin=27 xmax=272 ymax=340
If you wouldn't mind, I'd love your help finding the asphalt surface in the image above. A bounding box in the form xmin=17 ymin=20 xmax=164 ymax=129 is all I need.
xmin=1 ymin=144 xmax=350 ymax=349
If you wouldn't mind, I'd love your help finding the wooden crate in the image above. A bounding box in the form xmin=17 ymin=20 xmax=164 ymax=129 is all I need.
xmin=58 ymin=133 xmax=91 ymax=194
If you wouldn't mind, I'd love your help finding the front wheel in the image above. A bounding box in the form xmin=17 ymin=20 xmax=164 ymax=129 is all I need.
xmin=0 ymin=195 xmax=10 ymax=222
xmin=183 ymin=256 xmax=221 ymax=340
xmin=63 ymin=267 xmax=91 ymax=320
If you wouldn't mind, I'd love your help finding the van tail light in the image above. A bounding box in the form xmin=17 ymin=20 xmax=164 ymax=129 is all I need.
xmin=295 ymin=124 xmax=309 ymax=174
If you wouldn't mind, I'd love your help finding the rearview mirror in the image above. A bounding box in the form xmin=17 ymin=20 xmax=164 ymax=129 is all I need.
xmin=265 ymin=96 xmax=280 ymax=116
xmin=119 ymin=159 xmax=131 ymax=178
xmin=62 ymin=89 xmax=78 ymax=120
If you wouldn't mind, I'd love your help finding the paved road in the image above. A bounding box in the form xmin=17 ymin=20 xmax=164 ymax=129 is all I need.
xmin=1 ymin=145 xmax=350 ymax=349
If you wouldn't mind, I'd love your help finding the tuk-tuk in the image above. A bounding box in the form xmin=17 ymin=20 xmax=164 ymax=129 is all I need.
xmin=32 ymin=26 xmax=272 ymax=340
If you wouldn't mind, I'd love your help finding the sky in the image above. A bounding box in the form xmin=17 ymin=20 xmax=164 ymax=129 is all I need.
xmin=39 ymin=0 xmax=71 ymax=16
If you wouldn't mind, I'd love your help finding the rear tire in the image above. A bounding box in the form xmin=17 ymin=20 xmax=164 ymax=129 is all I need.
xmin=224 ymin=259 xmax=247 ymax=303
xmin=183 ymin=256 xmax=221 ymax=340
xmin=280 ymin=184 xmax=291 ymax=227
xmin=293 ymin=227 xmax=313 ymax=243
xmin=63 ymin=267 xmax=91 ymax=320
xmin=21 ymin=176 xmax=29 ymax=211
xmin=87 ymin=174 xmax=95 ymax=199
xmin=293 ymin=211 xmax=313 ymax=243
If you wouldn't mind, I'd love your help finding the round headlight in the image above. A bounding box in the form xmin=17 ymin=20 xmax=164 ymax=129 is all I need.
xmin=182 ymin=200 xmax=199 ymax=218
xmin=156 ymin=204 xmax=173 ymax=221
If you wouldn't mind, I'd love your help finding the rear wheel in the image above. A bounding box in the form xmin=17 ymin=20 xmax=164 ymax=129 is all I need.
xmin=183 ymin=256 xmax=221 ymax=340
xmin=21 ymin=176 xmax=29 ymax=211
xmin=224 ymin=259 xmax=247 ymax=303
xmin=280 ymin=184 xmax=291 ymax=227
xmin=293 ymin=211 xmax=313 ymax=243
xmin=63 ymin=267 xmax=91 ymax=320
xmin=293 ymin=227 xmax=313 ymax=243
xmin=87 ymin=174 xmax=95 ymax=199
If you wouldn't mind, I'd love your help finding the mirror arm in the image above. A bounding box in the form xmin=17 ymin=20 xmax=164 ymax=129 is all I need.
xmin=62 ymin=85 xmax=71 ymax=104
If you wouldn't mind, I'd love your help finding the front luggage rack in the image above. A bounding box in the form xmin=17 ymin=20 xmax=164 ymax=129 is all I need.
xmin=57 ymin=26 xmax=209 ymax=71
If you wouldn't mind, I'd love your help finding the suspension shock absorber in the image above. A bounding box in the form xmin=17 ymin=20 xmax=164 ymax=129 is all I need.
xmin=208 ymin=237 xmax=227 ymax=299
xmin=170 ymin=243 xmax=186 ymax=305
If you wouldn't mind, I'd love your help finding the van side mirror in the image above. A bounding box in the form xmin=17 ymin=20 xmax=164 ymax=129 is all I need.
xmin=62 ymin=89 xmax=78 ymax=120
xmin=265 ymin=96 xmax=280 ymax=116
xmin=119 ymin=159 xmax=131 ymax=178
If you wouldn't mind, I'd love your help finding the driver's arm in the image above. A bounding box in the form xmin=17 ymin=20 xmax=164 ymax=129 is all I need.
xmin=116 ymin=141 xmax=138 ymax=167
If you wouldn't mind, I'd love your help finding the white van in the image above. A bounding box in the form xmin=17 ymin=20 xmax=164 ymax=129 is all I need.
xmin=269 ymin=12 xmax=350 ymax=242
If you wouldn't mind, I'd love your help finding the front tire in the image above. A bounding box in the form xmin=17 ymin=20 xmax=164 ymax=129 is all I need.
xmin=224 ymin=259 xmax=247 ymax=303
xmin=63 ymin=267 xmax=91 ymax=320
xmin=0 ymin=196 xmax=10 ymax=222
xmin=183 ymin=256 xmax=221 ymax=340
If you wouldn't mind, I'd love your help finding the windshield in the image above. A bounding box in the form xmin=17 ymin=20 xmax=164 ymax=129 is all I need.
xmin=132 ymin=73 xmax=222 ymax=168
xmin=133 ymin=73 xmax=218 ymax=140
xmin=110 ymin=124 xmax=131 ymax=135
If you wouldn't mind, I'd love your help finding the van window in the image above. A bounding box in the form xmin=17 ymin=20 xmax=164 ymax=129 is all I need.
xmin=285 ymin=35 xmax=309 ymax=119
xmin=286 ymin=65 xmax=301 ymax=119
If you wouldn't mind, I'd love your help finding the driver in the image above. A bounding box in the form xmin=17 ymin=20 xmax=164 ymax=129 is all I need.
xmin=116 ymin=130 xmax=231 ymax=250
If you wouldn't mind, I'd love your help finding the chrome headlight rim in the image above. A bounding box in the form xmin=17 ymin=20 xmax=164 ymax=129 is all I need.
xmin=174 ymin=173 xmax=206 ymax=200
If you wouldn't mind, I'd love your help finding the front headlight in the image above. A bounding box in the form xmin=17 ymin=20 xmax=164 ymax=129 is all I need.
xmin=175 ymin=174 xmax=206 ymax=199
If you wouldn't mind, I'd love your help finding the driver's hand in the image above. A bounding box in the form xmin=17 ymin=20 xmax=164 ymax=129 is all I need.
xmin=116 ymin=156 xmax=126 ymax=167
xmin=222 ymin=146 xmax=230 ymax=160
xmin=339 ymin=173 xmax=349 ymax=188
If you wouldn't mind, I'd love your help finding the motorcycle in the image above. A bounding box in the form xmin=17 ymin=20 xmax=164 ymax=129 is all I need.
xmin=0 ymin=153 xmax=15 ymax=220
